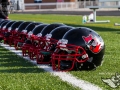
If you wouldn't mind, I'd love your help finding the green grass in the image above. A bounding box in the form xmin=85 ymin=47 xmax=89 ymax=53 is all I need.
xmin=0 ymin=47 xmax=79 ymax=90
xmin=1 ymin=13 xmax=120 ymax=90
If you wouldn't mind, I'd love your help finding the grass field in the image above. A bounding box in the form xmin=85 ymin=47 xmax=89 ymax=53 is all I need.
xmin=0 ymin=14 xmax=120 ymax=90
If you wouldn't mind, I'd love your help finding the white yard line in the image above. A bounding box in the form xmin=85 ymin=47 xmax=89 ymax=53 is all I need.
xmin=0 ymin=43 xmax=102 ymax=90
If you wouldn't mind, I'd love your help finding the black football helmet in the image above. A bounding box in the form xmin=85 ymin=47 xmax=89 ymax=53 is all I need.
xmin=0 ymin=20 xmax=11 ymax=30
xmin=32 ymin=24 xmax=49 ymax=35
xmin=25 ymin=24 xmax=49 ymax=44
xmin=40 ymin=23 xmax=65 ymax=37
xmin=3 ymin=21 xmax=16 ymax=39
xmin=51 ymin=27 xmax=105 ymax=71
xmin=10 ymin=21 xmax=24 ymax=31
xmin=17 ymin=21 xmax=32 ymax=32
xmin=50 ymin=26 xmax=74 ymax=40
xmin=25 ymin=22 xmax=42 ymax=33
xmin=36 ymin=25 xmax=74 ymax=64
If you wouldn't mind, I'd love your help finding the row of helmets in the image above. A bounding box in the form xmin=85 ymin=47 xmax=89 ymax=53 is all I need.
xmin=0 ymin=19 xmax=105 ymax=71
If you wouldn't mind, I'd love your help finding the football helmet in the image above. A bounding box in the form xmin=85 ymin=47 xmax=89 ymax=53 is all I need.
xmin=48 ymin=25 xmax=74 ymax=52
xmin=3 ymin=21 xmax=16 ymax=44
xmin=25 ymin=24 xmax=48 ymax=44
xmin=3 ymin=21 xmax=15 ymax=34
xmin=32 ymin=24 xmax=48 ymax=35
xmin=36 ymin=25 xmax=74 ymax=64
xmin=0 ymin=20 xmax=11 ymax=41
xmin=25 ymin=22 xmax=42 ymax=33
xmin=40 ymin=23 xmax=65 ymax=37
xmin=10 ymin=21 xmax=24 ymax=32
xmin=52 ymin=27 xmax=105 ymax=71
xmin=17 ymin=21 xmax=32 ymax=32
xmin=50 ymin=26 xmax=74 ymax=40
xmin=0 ymin=20 xmax=11 ymax=30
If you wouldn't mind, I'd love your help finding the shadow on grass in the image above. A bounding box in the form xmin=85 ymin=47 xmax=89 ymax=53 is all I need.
xmin=0 ymin=46 xmax=45 ymax=73
xmin=0 ymin=67 xmax=44 ymax=73
xmin=66 ymin=24 xmax=120 ymax=32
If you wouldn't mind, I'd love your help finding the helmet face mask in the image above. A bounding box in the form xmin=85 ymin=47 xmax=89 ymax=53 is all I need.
xmin=51 ymin=27 xmax=105 ymax=71
xmin=52 ymin=39 xmax=89 ymax=71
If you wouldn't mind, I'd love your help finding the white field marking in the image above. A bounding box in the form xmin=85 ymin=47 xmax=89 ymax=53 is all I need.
xmin=0 ymin=43 xmax=102 ymax=90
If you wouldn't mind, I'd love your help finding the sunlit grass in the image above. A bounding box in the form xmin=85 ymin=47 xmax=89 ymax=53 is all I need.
xmin=1 ymin=14 xmax=120 ymax=90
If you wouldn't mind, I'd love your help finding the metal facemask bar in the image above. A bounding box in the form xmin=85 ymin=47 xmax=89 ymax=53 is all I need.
xmin=36 ymin=34 xmax=58 ymax=64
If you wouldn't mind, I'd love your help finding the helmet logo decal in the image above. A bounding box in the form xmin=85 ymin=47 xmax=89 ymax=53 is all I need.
xmin=82 ymin=34 xmax=103 ymax=54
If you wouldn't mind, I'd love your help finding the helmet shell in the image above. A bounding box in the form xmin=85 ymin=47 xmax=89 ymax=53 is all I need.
xmin=50 ymin=26 xmax=74 ymax=40
xmin=41 ymin=23 xmax=65 ymax=36
xmin=32 ymin=24 xmax=48 ymax=35
xmin=62 ymin=27 xmax=105 ymax=69
xmin=17 ymin=22 xmax=32 ymax=32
